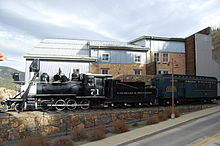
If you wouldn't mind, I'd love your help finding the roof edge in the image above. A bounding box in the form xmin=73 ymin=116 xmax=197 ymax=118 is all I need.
xmin=24 ymin=55 xmax=96 ymax=62
xmin=129 ymin=36 xmax=185 ymax=43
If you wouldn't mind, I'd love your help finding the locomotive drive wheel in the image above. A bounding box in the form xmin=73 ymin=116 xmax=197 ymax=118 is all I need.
xmin=80 ymin=99 xmax=90 ymax=110
xmin=67 ymin=99 xmax=77 ymax=110
xmin=14 ymin=102 xmax=24 ymax=112
xmin=40 ymin=100 xmax=52 ymax=111
xmin=55 ymin=99 xmax=66 ymax=111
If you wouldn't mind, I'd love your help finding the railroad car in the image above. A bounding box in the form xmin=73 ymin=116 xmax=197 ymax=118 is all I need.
xmin=152 ymin=74 xmax=218 ymax=105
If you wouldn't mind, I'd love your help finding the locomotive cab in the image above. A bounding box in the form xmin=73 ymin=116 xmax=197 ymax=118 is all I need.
xmin=81 ymin=74 xmax=112 ymax=96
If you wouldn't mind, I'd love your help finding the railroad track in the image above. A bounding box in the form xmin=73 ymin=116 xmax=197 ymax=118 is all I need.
xmin=1 ymin=102 xmax=219 ymax=117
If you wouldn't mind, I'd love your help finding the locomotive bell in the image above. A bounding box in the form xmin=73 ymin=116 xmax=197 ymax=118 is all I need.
xmin=61 ymin=75 xmax=68 ymax=82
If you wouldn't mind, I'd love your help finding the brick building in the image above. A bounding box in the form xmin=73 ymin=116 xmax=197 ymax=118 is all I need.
xmin=130 ymin=36 xmax=185 ymax=75
xmin=185 ymin=27 xmax=220 ymax=95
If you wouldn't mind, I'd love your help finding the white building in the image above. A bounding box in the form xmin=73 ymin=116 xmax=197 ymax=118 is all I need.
xmin=24 ymin=38 xmax=148 ymax=83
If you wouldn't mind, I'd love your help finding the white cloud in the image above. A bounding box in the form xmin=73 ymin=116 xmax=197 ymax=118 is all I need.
xmin=0 ymin=0 xmax=220 ymax=71
xmin=0 ymin=25 xmax=40 ymax=71
xmin=36 ymin=9 xmax=122 ymax=40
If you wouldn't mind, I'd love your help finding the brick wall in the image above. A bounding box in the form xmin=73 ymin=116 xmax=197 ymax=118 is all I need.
xmin=146 ymin=62 xmax=156 ymax=75
xmin=185 ymin=35 xmax=196 ymax=75
xmin=149 ymin=52 xmax=185 ymax=75
xmin=90 ymin=63 xmax=147 ymax=77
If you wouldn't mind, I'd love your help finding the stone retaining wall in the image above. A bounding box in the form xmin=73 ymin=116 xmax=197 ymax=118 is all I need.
xmin=0 ymin=105 xmax=214 ymax=143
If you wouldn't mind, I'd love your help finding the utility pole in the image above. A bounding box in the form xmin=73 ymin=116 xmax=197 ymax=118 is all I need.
xmin=171 ymin=58 xmax=175 ymax=119
xmin=168 ymin=58 xmax=178 ymax=119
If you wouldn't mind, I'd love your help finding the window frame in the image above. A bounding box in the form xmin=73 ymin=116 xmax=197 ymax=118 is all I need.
xmin=134 ymin=55 xmax=141 ymax=63
xmin=101 ymin=53 xmax=110 ymax=62
xmin=158 ymin=70 xmax=169 ymax=74
xmin=154 ymin=53 xmax=160 ymax=62
xmin=101 ymin=69 xmax=109 ymax=74
xmin=162 ymin=53 xmax=169 ymax=63
xmin=134 ymin=70 xmax=141 ymax=75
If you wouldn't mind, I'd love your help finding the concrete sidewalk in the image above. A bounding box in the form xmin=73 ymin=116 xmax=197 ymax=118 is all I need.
xmin=82 ymin=105 xmax=220 ymax=146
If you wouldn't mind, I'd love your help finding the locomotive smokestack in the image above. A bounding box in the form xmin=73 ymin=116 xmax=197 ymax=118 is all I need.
xmin=29 ymin=59 xmax=40 ymax=81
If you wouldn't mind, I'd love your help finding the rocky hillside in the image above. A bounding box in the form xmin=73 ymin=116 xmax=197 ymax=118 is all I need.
xmin=211 ymin=28 xmax=220 ymax=64
xmin=0 ymin=66 xmax=25 ymax=90
xmin=0 ymin=87 xmax=17 ymax=101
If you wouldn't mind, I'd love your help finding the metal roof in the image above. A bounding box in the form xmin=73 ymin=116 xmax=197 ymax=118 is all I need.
xmin=25 ymin=38 xmax=149 ymax=60
xmin=129 ymin=35 xmax=185 ymax=43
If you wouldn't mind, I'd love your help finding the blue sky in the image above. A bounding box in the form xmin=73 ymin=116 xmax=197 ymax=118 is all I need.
xmin=0 ymin=0 xmax=220 ymax=71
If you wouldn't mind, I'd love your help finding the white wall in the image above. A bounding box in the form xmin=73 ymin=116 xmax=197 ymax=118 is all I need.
xmin=133 ymin=39 xmax=150 ymax=48
xmin=132 ymin=39 xmax=185 ymax=53
xmin=195 ymin=33 xmax=220 ymax=95
xmin=25 ymin=60 xmax=90 ymax=83
xmin=91 ymin=49 xmax=147 ymax=64
xmin=149 ymin=40 xmax=185 ymax=53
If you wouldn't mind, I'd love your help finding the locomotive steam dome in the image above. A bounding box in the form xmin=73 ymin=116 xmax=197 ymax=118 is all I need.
xmin=40 ymin=73 xmax=49 ymax=82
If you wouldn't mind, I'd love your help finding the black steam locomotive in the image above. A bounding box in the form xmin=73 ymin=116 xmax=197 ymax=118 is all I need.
xmin=1 ymin=59 xmax=157 ymax=112
xmin=1 ymin=59 xmax=219 ymax=112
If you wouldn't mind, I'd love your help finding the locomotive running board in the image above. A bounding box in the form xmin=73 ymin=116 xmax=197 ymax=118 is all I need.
xmin=40 ymin=104 xmax=89 ymax=107
xmin=35 ymin=94 xmax=76 ymax=97
xmin=35 ymin=94 xmax=105 ymax=99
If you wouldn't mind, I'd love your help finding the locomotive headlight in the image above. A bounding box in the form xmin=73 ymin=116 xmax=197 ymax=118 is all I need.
xmin=0 ymin=100 xmax=5 ymax=105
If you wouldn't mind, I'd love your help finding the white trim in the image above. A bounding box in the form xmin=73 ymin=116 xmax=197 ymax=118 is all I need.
xmin=101 ymin=53 xmax=110 ymax=62
xmin=157 ymin=69 xmax=170 ymax=74
xmin=134 ymin=69 xmax=142 ymax=75
xmin=134 ymin=55 xmax=141 ymax=63
xmin=101 ymin=69 xmax=109 ymax=74
xmin=154 ymin=52 xmax=160 ymax=62
xmin=162 ymin=53 xmax=169 ymax=63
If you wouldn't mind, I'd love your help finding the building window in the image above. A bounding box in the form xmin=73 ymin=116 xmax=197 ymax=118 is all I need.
xmin=163 ymin=70 xmax=169 ymax=74
xmin=154 ymin=53 xmax=160 ymax=62
xmin=134 ymin=55 xmax=141 ymax=63
xmin=101 ymin=53 xmax=110 ymax=62
xmin=158 ymin=70 xmax=169 ymax=74
xmin=134 ymin=70 xmax=141 ymax=75
xmin=101 ymin=69 xmax=109 ymax=74
xmin=163 ymin=53 xmax=169 ymax=63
